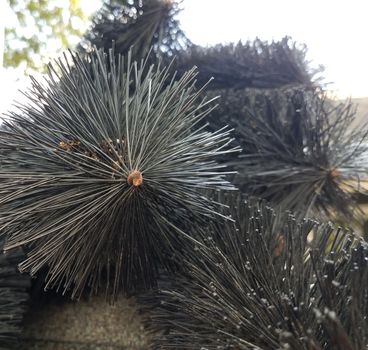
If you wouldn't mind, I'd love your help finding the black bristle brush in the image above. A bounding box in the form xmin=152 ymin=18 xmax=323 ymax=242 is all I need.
xmin=81 ymin=0 xmax=190 ymax=63
xmin=140 ymin=192 xmax=368 ymax=349
xmin=0 ymin=48 xmax=238 ymax=299
xmin=0 ymin=237 xmax=31 ymax=349
xmin=172 ymin=37 xmax=319 ymax=91
xmin=203 ymin=85 xmax=368 ymax=221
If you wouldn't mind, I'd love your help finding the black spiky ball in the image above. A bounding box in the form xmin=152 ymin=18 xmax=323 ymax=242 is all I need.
xmin=81 ymin=0 xmax=190 ymax=63
xmin=0 ymin=237 xmax=30 ymax=349
xmin=230 ymin=88 xmax=368 ymax=220
xmin=172 ymin=37 xmax=319 ymax=91
xmin=141 ymin=192 xmax=368 ymax=349
xmin=0 ymin=49 xmax=237 ymax=298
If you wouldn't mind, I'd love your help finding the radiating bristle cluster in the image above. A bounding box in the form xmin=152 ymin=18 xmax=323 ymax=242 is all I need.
xmin=80 ymin=0 xmax=190 ymax=63
xmin=140 ymin=192 xmax=368 ymax=349
xmin=0 ymin=49 xmax=238 ymax=298
xmin=206 ymin=86 xmax=368 ymax=220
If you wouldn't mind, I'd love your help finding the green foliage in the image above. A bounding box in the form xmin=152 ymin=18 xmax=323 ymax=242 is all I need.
xmin=4 ymin=0 xmax=87 ymax=72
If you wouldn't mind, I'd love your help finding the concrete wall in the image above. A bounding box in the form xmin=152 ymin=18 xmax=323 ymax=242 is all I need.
xmin=20 ymin=295 xmax=151 ymax=350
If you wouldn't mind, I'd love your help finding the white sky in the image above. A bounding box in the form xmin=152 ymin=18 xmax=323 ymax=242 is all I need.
xmin=1 ymin=0 xmax=368 ymax=115
xmin=178 ymin=0 xmax=368 ymax=98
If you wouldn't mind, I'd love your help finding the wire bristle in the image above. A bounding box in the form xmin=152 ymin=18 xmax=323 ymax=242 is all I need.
xmin=208 ymin=87 xmax=368 ymax=220
xmin=140 ymin=191 xmax=368 ymax=349
xmin=80 ymin=0 xmax=190 ymax=63
xmin=0 ymin=238 xmax=31 ymax=349
xmin=0 ymin=48 xmax=238 ymax=299
xmin=172 ymin=37 xmax=319 ymax=91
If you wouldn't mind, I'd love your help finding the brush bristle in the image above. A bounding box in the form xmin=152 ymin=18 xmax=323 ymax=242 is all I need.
xmin=209 ymin=87 xmax=368 ymax=221
xmin=0 ymin=238 xmax=30 ymax=349
xmin=172 ymin=37 xmax=318 ymax=91
xmin=80 ymin=0 xmax=190 ymax=63
xmin=0 ymin=48 xmax=238 ymax=299
xmin=140 ymin=192 xmax=368 ymax=349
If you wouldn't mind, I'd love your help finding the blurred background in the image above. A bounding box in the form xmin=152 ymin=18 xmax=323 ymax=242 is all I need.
xmin=1 ymin=0 xmax=368 ymax=116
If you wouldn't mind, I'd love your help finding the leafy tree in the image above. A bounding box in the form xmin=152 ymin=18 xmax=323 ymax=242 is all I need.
xmin=4 ymin=0 xmax=87 ymax=71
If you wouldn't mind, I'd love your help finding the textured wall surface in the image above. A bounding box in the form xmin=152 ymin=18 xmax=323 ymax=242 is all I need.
xmin=20 ymin=295 xmax=151 ymax=350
